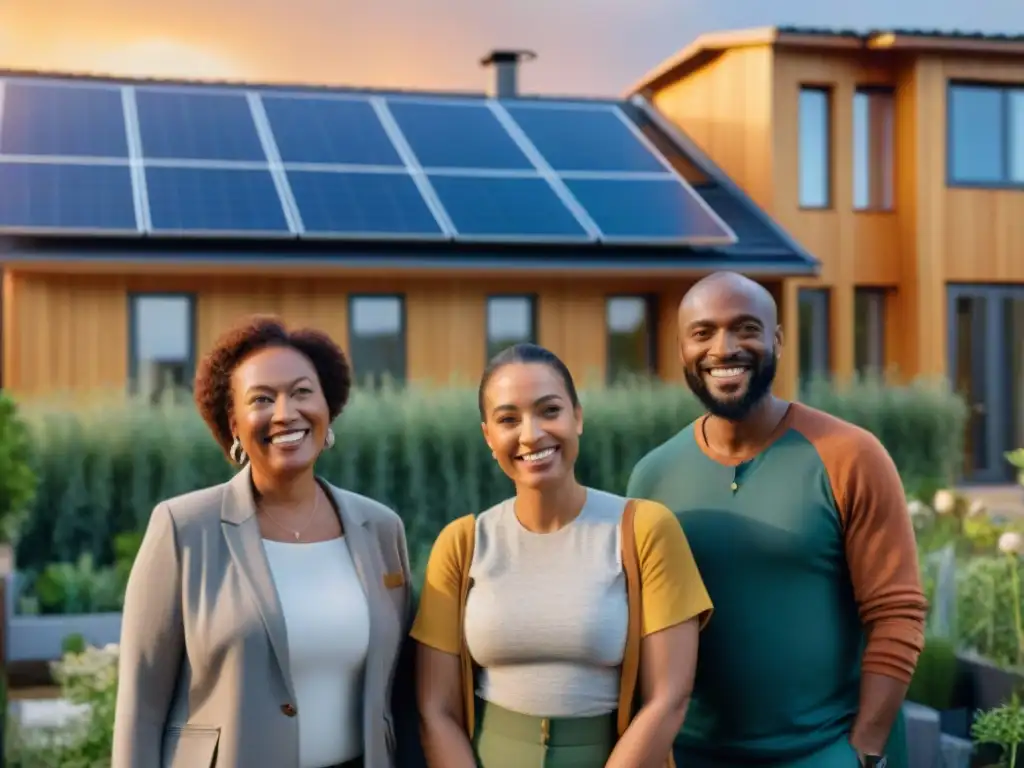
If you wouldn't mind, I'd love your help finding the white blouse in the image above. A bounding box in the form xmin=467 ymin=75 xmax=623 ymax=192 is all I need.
xmin=263 ymin=537 xmax=371 ymax=768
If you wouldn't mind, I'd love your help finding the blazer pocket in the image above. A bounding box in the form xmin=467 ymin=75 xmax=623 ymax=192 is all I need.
xmin=383 ymin=570 xmax=405 ymax=590
xmin=164 ymin=724 xmax=221 ymax=768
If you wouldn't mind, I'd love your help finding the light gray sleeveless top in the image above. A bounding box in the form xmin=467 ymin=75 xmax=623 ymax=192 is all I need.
xmin=463 ymin=488 xmax=629 ymax=718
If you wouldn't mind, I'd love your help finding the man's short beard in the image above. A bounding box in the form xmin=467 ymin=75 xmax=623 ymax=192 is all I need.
xmin=684 ymin=351 xmax=778 ymax=421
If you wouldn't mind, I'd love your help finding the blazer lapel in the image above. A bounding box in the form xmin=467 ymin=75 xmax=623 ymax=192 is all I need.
xmin=221 ymin=466 xmax=295 ymax=700
xmin=323 ymin=484 xmax=388 ymax=747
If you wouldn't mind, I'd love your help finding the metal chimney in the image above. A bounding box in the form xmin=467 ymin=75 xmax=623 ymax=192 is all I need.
xmin=480 ymin=49 xmax=537 ymax=98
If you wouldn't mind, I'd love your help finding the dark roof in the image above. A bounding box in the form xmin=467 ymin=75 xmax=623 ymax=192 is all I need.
xmin=776 ymin=25 xmax=1024 ymax=43
xmin=0 ymin=70 xmax=818 ymax=276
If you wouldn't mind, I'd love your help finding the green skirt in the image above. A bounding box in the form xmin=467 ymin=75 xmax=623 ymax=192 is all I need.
xmin=472 ymin=698 xmax=617 ymax=768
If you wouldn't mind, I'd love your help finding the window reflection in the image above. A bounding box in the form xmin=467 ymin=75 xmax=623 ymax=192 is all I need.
xmin=349 ymin=295 xmax=406 ymax=388
xmin=131 ymin=294 xmax=194 ymax=405
xmin=799 ymin=88 xmax=832 ymax=208
xmin=486 ymin=296 xmax=535 ymax=360
xmin=606 ymin=296 xmax=654 ymax=384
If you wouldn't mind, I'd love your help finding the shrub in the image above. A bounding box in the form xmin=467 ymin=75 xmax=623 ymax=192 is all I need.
xmin=14 ymin=379 xmax=965 ymax=590
xmin=0 ymin=391 xmax=38 ymax=544
xmin=5 ymin=644 xmax=118 ymax=768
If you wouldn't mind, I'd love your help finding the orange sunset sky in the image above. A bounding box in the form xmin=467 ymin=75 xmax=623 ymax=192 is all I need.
xmin=2 ymin=0 xmax=1023 ymax=96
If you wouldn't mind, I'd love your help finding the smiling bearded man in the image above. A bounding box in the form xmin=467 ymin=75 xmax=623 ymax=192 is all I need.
xmin=626 ymin=272 xmax=927 ymax=768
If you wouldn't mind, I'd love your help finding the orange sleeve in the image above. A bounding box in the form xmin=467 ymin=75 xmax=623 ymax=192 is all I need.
xmin=409 ymin=515 xmax=474 ymax=655
xmin=794 ymin=408 xmax=928 ymax=683
xmin=634 ymin=500 xmax=714 ymax=636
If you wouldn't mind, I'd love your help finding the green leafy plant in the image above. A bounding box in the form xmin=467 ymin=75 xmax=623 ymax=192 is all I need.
xmin=907 ymin=633 xmax=959 ymax=710
xmin=30 ymin=554 xmax=122 ymax=615
xmin=973 ymin=695 xmax=1024 ymax=768
xmin=11 ymin=378 xmax=967 ymax=605
xmin=0 ymin=391 xmax=38 ymax=544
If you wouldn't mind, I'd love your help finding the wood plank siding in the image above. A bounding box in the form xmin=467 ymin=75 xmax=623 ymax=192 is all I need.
xmin=650 ymin=40 xmax=1024 ymax=385
xmin=4 ymin=270 xmax=766 ymax=402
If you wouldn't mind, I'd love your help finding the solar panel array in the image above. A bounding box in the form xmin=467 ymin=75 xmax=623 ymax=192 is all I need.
xmin=0 ymin=78 xmax=737 ymax=246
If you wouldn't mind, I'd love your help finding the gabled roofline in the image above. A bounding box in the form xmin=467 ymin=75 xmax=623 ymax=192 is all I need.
xmin=627 ymin=93 xmax=820 ymax=273
xmin=627 ymin=25 xmax=1024 ymax=96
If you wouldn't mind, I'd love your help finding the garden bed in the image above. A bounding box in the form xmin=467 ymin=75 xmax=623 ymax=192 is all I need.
xmin=3 ymin=573 xmax=121 ymax=665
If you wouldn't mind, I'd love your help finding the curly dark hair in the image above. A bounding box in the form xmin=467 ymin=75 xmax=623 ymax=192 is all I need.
xmin=193 ymin=315 xmax=352 ymax=456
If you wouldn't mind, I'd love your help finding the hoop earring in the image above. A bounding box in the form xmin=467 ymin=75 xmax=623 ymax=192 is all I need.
xmin=325 ymin=427 xmax=335 ymax=449
xmin=230 ymin=436 xmax=248 ymax=466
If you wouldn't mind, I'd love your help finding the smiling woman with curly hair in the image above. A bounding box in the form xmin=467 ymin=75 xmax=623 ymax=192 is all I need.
xmin=113 ymin=315 xmax=412 ymax=768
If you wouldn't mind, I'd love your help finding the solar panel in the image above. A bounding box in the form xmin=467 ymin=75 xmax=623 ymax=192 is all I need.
xmin=0 ymin=161 xmax=136 ymax=231
xmin=386 ymin=99 xmax=532 ymax=171
xmin=145 ymin=166 xmax=289 ymax=234
xmin=563 ymin=177 xmax=732 ymax=243
xmin=428 ymin=175 xmax=588 ymax=240
xmin=288 ymin=170 xmax=443 ymax=238
xmin=262 ymin=95 xmax=402 ymax=167
xmin=504 ymin=104 xmax=667 ymax=174
xmin=1 ymin=81 xmax=128 ymax=158
xmin=135 ymin=89 xmax=266 ymax=162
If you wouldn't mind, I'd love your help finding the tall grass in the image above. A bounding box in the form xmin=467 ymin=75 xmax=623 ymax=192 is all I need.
xmin=15 ymin=377 xmax=967 ymax=574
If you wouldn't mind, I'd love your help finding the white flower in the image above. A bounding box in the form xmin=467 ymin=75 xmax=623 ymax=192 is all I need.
xmin=999 ymin=531 xmax=1024 ymax=556
xmin=933 ymin=490 xmax=957 ymax=515
xmin=907 ymin=499 xmax=930 ymax=519
xmin=968 ymin=499 xmax=987 ymax=518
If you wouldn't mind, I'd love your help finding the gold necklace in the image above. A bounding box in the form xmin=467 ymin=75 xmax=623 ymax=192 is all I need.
xmin=261 ymin=491 xmax=320 ymax=541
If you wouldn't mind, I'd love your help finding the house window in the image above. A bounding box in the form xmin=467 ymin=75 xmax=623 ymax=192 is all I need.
xmin=853 ymin=88 xmax=895 ymax=210
xmin=798 ymin=288 xmax=830 ymax=388
xmin=854 ymin=288 xmax=887 ymax=377
xmin=129 ymin=293 xmax=195 ymax=404
xmin=606 ymin=296 xmax=655 ymax=384
xmin=486 ymin=295 xmax=536 ymax=361
xmin=799 ymin=87 xmax=832 ymax=208
xmin=949 ymin=83 xmax=1024 ymax=185
xmin=349 ymin=295 xmax=406 ymax=388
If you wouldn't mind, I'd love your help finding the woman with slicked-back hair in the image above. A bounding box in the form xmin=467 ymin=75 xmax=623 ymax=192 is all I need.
xmin=112 ymin=315 xmax=412 ymax=768
xmin=411 ymin=343 xmax=714 ymax=768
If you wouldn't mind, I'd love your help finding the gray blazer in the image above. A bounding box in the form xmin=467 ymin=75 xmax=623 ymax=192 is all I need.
xmin=111 ymin=467 xmax=413 ymax=768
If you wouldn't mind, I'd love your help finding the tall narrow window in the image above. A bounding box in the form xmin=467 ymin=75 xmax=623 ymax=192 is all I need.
xmin=798 ymin=288 xmax=830 ymax=388
xmin=349 ymin=295 xmax=406 ymax=388
xmin=129 ymin=293 xmax=195 ymax=404
xmin=853 ymin=88 xmax=895 ymax=210
xmin=486 ymin=295 xmax=536 ymax=361
xmin=854 ymin=288 xmax=887 ymax=376
xmin=606 ymin=296 xmax=655 ymax=384
xmin=799 ymin=87 xmax=832 ymax=208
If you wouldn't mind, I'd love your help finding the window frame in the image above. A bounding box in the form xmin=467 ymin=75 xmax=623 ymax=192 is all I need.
xmin=797 ymin=287 xmax=831 ymax=388
xmin=127 ymin=292 xmax=197 ymax=402
xmin=947 ymin=81 xmax=1024 ymax=188
xmin=852 ymin=86 xmax=896 ymax=212
xmin=484 ymin=293 xmax=538 ymax=362
xmin=347 ymin=293 xmax=407 ymax=389
xmin=798 ymin=85 xmax=834 ymax=210
xmin=854 ymin=287 xmax=889 ymax=377
xmin=605 ymin=294 xmax=658 ymax=385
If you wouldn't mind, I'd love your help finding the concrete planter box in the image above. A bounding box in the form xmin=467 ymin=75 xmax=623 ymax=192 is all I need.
xmin=903 ymin=702 xmax=973 ymax=768
xmin=3 ymin=573 xmax=121 ymax=664
xmin=957 ymin=651 xmax=1024 ymax=712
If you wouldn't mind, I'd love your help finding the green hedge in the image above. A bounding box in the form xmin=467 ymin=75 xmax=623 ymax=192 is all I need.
xmin=15 ymin=378 xmax=966 ymax=580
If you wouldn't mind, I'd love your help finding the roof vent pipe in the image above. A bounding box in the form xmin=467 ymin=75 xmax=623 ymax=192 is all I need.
xmin=480 ymin=49 xmax=537 ymax=98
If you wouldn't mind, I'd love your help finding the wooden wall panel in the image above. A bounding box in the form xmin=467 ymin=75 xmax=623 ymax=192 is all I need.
xmin=652 ymin=46 xmax=776 ymax=213
xmin=771 ymin=50 xmax=902 ymax=383
xmin=916 ymin=57 xmax=1024 ymax=285
xmin=4 ymin=270 xmax=702 ymax=402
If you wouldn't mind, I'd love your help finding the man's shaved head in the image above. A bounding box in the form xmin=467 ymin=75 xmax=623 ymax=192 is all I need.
xmin=680 ymin=271 xmax=778 ymax=328
xmin=677 ymin=271 xmax=782 ymax=421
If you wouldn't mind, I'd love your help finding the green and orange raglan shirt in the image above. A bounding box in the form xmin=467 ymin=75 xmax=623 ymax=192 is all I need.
xmin=626 ymin=402 xmax=928 ymax=766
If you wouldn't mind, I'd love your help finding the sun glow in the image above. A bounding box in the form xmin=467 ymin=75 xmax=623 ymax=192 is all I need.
xmin=86 ymin=39 xmax=242 ymax=81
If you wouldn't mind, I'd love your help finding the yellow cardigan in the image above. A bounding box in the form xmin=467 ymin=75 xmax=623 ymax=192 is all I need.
xmin=411 ymin=498 xmax=713 ymax=763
